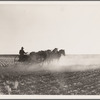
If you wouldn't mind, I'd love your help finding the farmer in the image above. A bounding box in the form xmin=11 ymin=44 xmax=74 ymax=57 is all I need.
xmin=19 ymin=47 xmax=26 ymax=61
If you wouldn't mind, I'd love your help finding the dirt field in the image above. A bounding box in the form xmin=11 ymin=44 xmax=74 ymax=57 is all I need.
xmin=0 ymin=55 xmax=100 ymax=95
xmin=0 ymin=69 xmax=100 ymax=95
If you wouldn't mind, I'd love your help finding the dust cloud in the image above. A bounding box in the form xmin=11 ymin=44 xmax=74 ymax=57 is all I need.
xmin=1 ymin=55 xmax=100 ymax=74
xmin=26 ymin=55 xmax=100 ymax=72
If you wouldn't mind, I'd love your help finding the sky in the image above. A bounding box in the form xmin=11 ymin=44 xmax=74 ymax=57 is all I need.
xmin=0 ymin=1 xmax=100 ymax=54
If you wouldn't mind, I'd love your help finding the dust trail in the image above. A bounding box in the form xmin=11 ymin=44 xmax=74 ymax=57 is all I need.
xmin=1 ymin=55 xmax=100 ymax=74
xmin=12 ymin=55 xmax=100 ymax=73
xmin=40 ymin=55 xmax=100 ymax=72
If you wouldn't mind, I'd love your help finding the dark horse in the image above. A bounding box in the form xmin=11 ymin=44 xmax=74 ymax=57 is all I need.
xmin=58 ymin=49 xmax=65 ymax=56
xmin=29 ymin=51 xmax=47 ymax=63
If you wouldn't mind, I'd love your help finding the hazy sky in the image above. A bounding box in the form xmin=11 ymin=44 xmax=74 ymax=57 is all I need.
xmin=0 ymin=2 xmax=100 ymax=54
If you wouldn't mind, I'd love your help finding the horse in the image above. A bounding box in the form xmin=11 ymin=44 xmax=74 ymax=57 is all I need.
xmin=58 ymin=49 xmax=65 ymax=57
xmin=29 ymin=51 xmax=47 ymax=63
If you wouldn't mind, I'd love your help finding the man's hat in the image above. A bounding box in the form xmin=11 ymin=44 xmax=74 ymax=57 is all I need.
xmin=21 ymin=47 xmax=24 ymax=49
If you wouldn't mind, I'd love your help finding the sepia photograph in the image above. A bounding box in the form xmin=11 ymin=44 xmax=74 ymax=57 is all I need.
xmin=0 ymin=1 xmax=100 ymax=98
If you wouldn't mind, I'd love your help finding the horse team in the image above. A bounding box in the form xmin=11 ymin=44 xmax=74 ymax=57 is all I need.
xmin=29 ymin=48 xmax=65 ymax=63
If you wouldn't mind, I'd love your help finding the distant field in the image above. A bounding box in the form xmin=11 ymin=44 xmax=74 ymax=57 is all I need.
xmin=0 ymin=55 xmax=18 ymax=67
